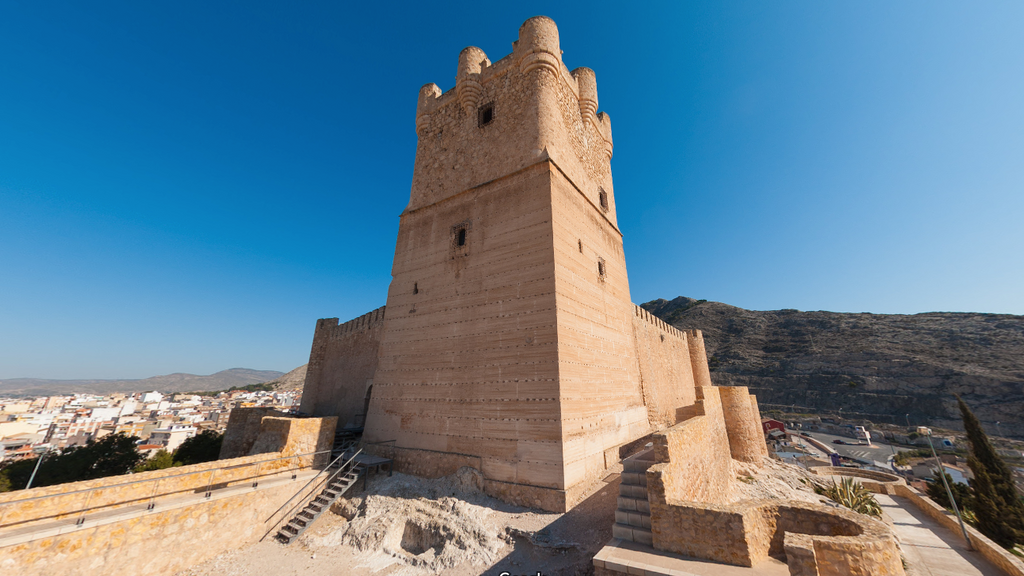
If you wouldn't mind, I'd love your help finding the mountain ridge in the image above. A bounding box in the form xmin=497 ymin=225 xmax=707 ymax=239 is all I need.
xmin=641 ymin=296 xmax=1024 ymax=438
xmin=0 ymin=368 xmax=287 ymax=397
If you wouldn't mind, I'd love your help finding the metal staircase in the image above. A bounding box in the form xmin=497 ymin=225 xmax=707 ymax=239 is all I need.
xmin=274 ymin=448 xmax=365 ymax=545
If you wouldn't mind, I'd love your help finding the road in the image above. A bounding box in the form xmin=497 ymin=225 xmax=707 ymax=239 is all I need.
xmin=798 ymin=430 xmax=913 ymax=468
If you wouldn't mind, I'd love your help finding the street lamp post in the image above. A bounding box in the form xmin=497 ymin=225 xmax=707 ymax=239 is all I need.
xmin=926 ymin=428 xmax=972 ymax=550
xmin=905 ymin=414 xmax=911 ymax=428
xmin=25 ymin=447 xmax=52 ymax=490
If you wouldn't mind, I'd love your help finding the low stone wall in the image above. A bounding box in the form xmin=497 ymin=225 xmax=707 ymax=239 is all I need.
xmin=647 ymin=387 xmax=734 ymax=507
xmin=649 ymin=496 xmax=903 ymax=574
xmin=0 ymin=451 xmax=302 ymax=528
xmin=0 ymin=470 xmax=321 ymax=576
xmin=895 ymin=484 xmax=1024 ymax=576
xmin=645 ymin=390 xmax=904 ymax=575
xmin=810 ymin=466 xmax=906 ymax=495
xmin=220 ymin=410 xmax=336 ymax=463
xmin=219 ymin=407 xmax=289 ymax=458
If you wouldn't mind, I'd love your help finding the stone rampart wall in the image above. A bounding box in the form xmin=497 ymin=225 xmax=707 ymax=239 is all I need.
xmin=648 ymin=495 xmax=903 ymax=573
xmin=299 ymin=307 xmax=385 ymax=428
xmin=630 ymin=304 xmax=697 ymax=429
xmin=647 ymin=386 xmax=734 ymax=507
xmin=0 ymin=452 xmax=306 ymax=528
xmin=644 ymin=387 xmax=904 ymax=574
xmin=220 ymin=410 xmax=336 ymax=463
xmin=219 ymin=406 xmax=289 ymax=458
xmin=0 ymin=468 xmax=321 ymax=576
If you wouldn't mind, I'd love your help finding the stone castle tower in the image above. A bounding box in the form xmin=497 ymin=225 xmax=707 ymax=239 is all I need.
xmin=299 ymin=17 xmax=757 ymax=512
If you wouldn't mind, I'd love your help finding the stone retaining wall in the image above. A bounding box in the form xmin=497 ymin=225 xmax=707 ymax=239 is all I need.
xmin=895 ymin=484 xmax=1024 ymax=576
xmin=0 ymin=471 xmax=321 ymax=576
xmin=809 ymin=466 xmax=906 ymax=495
xmin=0 ymin=452 xmax=298 ymax=528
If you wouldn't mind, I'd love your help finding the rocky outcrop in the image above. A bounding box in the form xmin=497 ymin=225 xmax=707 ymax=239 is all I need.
xmin=641 ymin=297 xmax=1024 ymax=438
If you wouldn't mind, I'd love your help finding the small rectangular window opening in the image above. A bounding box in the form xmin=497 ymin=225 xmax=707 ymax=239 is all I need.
xmin=478 ymin=104 xmax=494 ymax=127
xmin=457 ymin=228 xmax=467 ymax=246
xmin=578 ymin=239 xmax=583 ymax=253
xmin=413 ymin=282 xmax=418 ymax=295
xmin=599 ymin=189 xmax=609 ymax=212
xmin=598 ymin=258 xmax=606 ymax=277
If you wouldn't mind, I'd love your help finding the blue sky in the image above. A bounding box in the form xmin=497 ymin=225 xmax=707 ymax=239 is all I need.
xmin=1 ymin=2 xmax=1021 ymax=379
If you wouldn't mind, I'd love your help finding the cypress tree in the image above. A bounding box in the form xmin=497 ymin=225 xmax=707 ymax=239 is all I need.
xmin=959 ymin=396 xmax=1024 ymax=549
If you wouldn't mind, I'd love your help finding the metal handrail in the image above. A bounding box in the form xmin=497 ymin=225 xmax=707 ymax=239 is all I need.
xmin=264 ymin=449 xmax=351 ymax=522
xmin=0 ymin=449 xmax=332 ymax=509
xmin=261 ymin=448 xmax=363 ymax=542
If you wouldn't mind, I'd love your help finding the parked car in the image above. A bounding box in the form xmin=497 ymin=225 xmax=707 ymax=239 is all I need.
xmin=833 ymin=439 xmax=846 ymax=445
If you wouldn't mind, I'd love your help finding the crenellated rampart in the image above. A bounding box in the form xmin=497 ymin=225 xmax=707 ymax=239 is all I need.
xmin=299 ymin=307 xmax=385 ymax=428
xmin=630 ymin=303 xmax=699 ymax=428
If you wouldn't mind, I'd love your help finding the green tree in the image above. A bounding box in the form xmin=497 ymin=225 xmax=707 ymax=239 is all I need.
xmin=959 ymin=396 xmax=1024 ymax=548
xmin=926 ymin=471 xmax=974 ymax=513
xmin=134 ymin=449 xmax=178 ymax=472
xmin=173 ymin=430 xmax=223 ymax=466
xmin=0 ymin=433 xmax=143 ymax=491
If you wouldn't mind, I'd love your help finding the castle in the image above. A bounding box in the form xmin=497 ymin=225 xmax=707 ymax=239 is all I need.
xmin=297 ymin=16 xmax=765 ymax=512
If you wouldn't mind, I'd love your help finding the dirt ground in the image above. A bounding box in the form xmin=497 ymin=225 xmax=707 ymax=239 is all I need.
xmin=178 ymin=457 xmax=824 ymax=576
xmin=178 ymin=465 xmax=621 ymax=576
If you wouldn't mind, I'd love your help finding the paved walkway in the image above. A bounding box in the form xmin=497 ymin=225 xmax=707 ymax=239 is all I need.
xmin=876 ymin=494 xmax=1002 ymax=576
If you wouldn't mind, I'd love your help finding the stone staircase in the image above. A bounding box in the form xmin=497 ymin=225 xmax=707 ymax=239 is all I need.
xmin=275 ymin=454 xmax=364 ymax=544
xmin=612 ymin=448 xmax=654 ymax=546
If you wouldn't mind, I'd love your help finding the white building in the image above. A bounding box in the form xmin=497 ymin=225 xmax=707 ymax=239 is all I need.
xmin=141 ymin=391 xmax=163 ymax=404
xmin=148 ymin=425 xmax=196 ymax=452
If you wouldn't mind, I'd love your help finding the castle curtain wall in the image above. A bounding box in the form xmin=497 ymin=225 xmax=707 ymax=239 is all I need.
xmin=299 ymin=307 xmax=385 ymax=429
xmin=630 ymin=306 xmax=699 ymax=429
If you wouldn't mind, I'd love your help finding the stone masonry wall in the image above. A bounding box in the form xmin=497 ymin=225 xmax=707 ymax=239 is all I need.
xmin=219 ymin=406 xmax=289 ymax=459
xmin=646 ymin=386 xmax=734 ymax=507
xmin=365 ymin=162 xmax=568 ymax=509
xmin=550 ymin=164 xmax=649 ymax=498
xmin=643 ymin=389 xmax=904 ymax=574
xmin=220 ymin=408 xmax=336 ymax=465
xmin=0 ymin=451 xmax=302 ymax=528
xmin=0 ymin=468 xmax=320 ymax=576
xmin=719 ymin=386 xmax=770 ymax=463
xmin=247 ymin=416 xmax=337 ymax=466
xmin=299 ymin=307 xmax=385 ymax=429
xmin=411 ymin=17 xmax=614 ymax=226
xmin=631 ymin=304 xmax=697 ymax=429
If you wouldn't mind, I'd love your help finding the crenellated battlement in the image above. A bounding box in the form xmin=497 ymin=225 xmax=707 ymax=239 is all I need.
xmin=314 ymin=306 xmax=386 ymax=340
xmin=632 ymin=303 xmax=688 ymax=343
xmin=409 ymin=17 xmax=616 ymax=225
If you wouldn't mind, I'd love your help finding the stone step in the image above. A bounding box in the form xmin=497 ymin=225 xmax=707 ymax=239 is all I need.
xmin=614 ymin=509 xmax=652 ymax=529
xmin=622 ymin=457 xmax=655 ymax=474
xmin=620 ymin=471 xmax=648 ymax=487
xmin=611 ymin=523 xmax=653 ymax=547
xmin=619 ymin=483 xmax=648 ymax=500
xmin=616 ymin=496 xmax=651 ymax=514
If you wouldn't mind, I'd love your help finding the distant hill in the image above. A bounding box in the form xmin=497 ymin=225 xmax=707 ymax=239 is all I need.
xmin=642 ymin=297 xmax=1024 ymax=439
xmin=0 ymin=368 xmax=286 ymax=397
xmin=265 ymin=364 xmax=307 ymax=392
